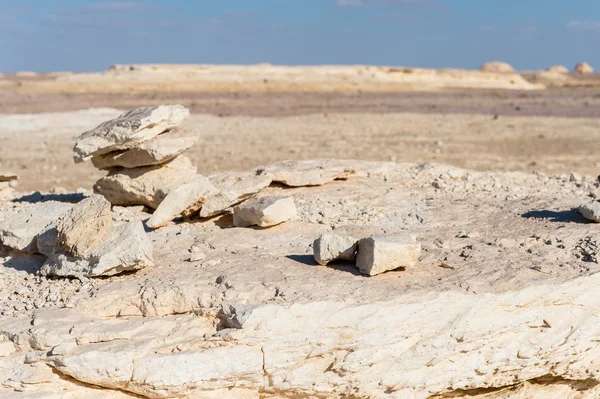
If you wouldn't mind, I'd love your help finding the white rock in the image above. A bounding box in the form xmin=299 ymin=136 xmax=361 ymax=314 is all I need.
xmin=93 ymin=155 xmax=198 ymax=208
xmin=313 ymin=233 xmax=358 ymax=265
xmin=233 ymin=196 xmax=297 ymax=227
xmin=258 ymin=159 xmax=355 ymax=187
xmin=91 ymin=127 xmax=200 ymax=169
xmin=578 ymin=202 xmax=600 ymax=222
xmin=39 ymin=221 xmax=153 ymax=278
xmin=0 ymin=340 xmax=15 ymax=357
xmin=480 ymin=61 xmax=515 ymax=73
xmin=55 ymin=195 xmax=112 ymax=257
xmin=146 ymin=177 xmax=218 ymax=228
xmin=73 ymin=105 xmax=189 ymax=163
xmin=574 ymin=62 xmax=593 ymax=74
xmin=200 ymin=175 xmax=272 ymax=218
xmin=0 ymin=201 xmax=72 ymax=253
xmin=356 ymin=233 xmax=421 ymax=276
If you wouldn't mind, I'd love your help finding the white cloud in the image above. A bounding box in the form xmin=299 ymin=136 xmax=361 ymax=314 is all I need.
xmin=566 ymin=20 xmax=600 ymax=32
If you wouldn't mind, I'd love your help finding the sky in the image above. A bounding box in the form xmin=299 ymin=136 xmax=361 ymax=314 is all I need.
xmin=0 ymin=0 xmax=599 ymax=73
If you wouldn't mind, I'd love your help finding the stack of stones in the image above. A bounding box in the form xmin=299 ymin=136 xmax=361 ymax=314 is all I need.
xmin=73 ymin=105 xmax=202 ymax=209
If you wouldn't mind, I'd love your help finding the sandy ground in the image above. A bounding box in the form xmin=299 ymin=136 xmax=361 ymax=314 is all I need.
xmin=1 ymin=90 xmax=600 ymax=192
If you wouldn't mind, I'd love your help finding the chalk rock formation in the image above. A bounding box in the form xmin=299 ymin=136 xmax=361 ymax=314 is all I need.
xmin=0 ymin=202 xmax=72 ymax=253
xmin=55 ymin=195 xmax=111 ymax=257
xmin=233 ymin=195 xmax=297 ymax=227
xmin=578 ymin=202 xmax=600 ymax=222
xmin=313 ymin=233 xmax=358 ymax=265
xmin=200 ymin=175 xmax=272 ymax=218
xmin=547 ymin=65 xmax=569 ymax=73
xmin=258 ymin=159 xmax=355 ymax=187
xmin=574 ymin=62 xmax=594 ymax=74
xmin=93 ymin=156 xmax=198 ymax=208
xmin=356 ymin=233 xmax=421 ymax=276
xmin=73 ymin=105 xmax=189 ymax=162
xmin=480 ymin=61 xmax=515 ymax=73
xmin=90 ymin=127 xmax=200 ymax=169
xmin=146 ymin=177 xmax=218 ymax=228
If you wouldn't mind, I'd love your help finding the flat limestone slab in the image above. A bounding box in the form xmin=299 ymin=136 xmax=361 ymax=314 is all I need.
xmin=91 ymin=127 xmax=200 ymax=169
xmin=93 ymin=156 xmax=198 ymax=208
xmin=356 ymin=233 xmax=421 ymax=276
xmin=233 ymin=195 xmax=297 ymax=227
xmin=146 ymin=177 xmax=218 ymax=228
xmin=73 ymin=105 xmax=189 ymax=162
xmin=258 ymin=159 xmax=355 ymax=187
xmin=200 ymin=175 xmax=272 ymax=218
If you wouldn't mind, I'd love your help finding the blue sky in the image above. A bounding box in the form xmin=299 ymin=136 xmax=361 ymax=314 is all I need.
xmin=1 ymin=0 xmax=599 ymax=72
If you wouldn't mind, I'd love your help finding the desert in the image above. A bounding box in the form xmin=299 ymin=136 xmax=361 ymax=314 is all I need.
xmin=2 ymin=40 xmax=600 ymax=399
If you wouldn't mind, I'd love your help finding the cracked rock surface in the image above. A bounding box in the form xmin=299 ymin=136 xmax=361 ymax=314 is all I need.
xmin=3 ymin=160 xmax=600 ymax=398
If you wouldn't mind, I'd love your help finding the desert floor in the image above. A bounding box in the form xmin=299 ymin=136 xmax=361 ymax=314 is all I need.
xmin=1 ymin=88 xmax=600 ymax=192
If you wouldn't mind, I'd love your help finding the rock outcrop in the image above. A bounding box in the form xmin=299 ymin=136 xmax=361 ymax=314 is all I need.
xmin=480 ymin=61 xmax=515 ymax=73
xmin=574 ymin=62 xmax=594 ymax=74
xmin=547 ymin=65 xmax=569 ymax=73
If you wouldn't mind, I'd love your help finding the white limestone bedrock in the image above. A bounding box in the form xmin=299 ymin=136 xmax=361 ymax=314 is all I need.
xmin=73 ymin=105 xmax=189 ymax=163
xmin=90 ymin=127 xmax=200 ymax=169
xmin=146 ymin=177 xmax=218 ymax=228
xmin=356 ymin=233 xmax=421 ymax=276
xmin=313 ymin=233 xmax=358 ymax=265
xmin=233 ymin=196 xmax=297 ymax=227
xmin=93 ymin=155 xmax=198 ymax=208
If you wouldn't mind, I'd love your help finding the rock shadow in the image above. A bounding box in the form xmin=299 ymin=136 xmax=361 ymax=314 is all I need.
xmin=14 ymin=192 xmax=86 ymax=204
xmin=522 ymin=209 xmax=589 ymax=223
xmin=285 ymin=254 xmax=363 ymax=276
xmin=3 ymin=251 xmax=46 ymax=274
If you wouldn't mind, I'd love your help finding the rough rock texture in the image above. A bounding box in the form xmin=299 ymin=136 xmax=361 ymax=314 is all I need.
xmin=313 ymin=233 xmax=358 ymax=265
xmin=578 ymin=202 xmax=600 ymax=222
xmin=480 ymin=62 xmax=515 ymax=73
xmin=73 ymin=105 xmax=189 ymax=162
xmin=356 ymin=233 xmax=422 ymax=276
xmin=547 ymin=65 xmax=569 ymax=73
xmin=90 ymin=127 xmax=200 ymax=169
xmin=0 ymin=202 xmax=72 ymax=253
xmin=93 ymin=155 xmax=198 ymax=208
xmin=146 ymin=177 xmax=218 ymax=228
xmin=259 ymin=159 xmax=355 ymax=187
xmin=200 ymin=175 xmax=272 ymax=218
xmin=55 ymin=195 xmax=111 ymax=257
xmin=5 ymin=160 xmax=600 ymax=398
xmin=574 ymin=62 xmax=594 ymax=74
xmin=39 ymin=221 xmax=153 ymax=278
xmin=233 ymin=195 xmax=297 ymax=227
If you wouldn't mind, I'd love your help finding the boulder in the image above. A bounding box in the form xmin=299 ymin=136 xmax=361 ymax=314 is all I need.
xmin=233 ymin=196 xmax=297 ymax=227
xmin=574 ymin=62 xmax=593 ymax=74
xmin=39 ymin=221 xmax=153 ymax=278
xmin=146 ymin=177 xmax=218 ymax=229
xmin=200 ymin=175 xmax=272 ymax=218
xmin=0 ymin=202 xmax=72 ymax=253
xmin=55 ymin=195 xmax=112 ymax=257
xmin=356 ymin=233 xmax=421 ymax=276
xmin=91 ymin=128 xmax=200 ymax=169
xmin=313 ymin=233 xmax=358 ymax=265
xmin=73 ymin=105 xmax=189 ymax=163
xmin=578 ymin=202 xmax=600 ymax=222
xmin=480 ymin=62 xmax=515 ymax=73
xmin=547 ymin=65 xmax=569 ymax=74
xmin=258 ymin=159 xmax=355 ymax=187
xmin=93 ymin=156 xmax=198 ymax=208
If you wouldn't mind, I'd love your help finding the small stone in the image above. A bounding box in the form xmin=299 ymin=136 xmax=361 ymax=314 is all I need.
xmin=233 ymin=196 xmax=297 ymax=227
xmin=578 ymin=202 xmax=600 ymax=222
xmin=189 ymin=251 xmax=206 ymax=262
xmin=74 ymin=105 xmax=189 ymax=162
xmin=457 ymin=231 xmax=480 ymax=238
xmin=94 ymin=155 xmax=198 ymax=208
xmin=55 ymin=194 xmax=112 ymax=257
xmin=313 ymin=233 xmax=358 ymax=265
xmin=356 ymin=233 xmax=421 ymax=276
xmin=146 ymin=176 xmax=218 ymax=228
xmin=495 ymin=238 xmax=517 ymax=248
xmin=200 ymin=175 xmax=272 ymax=218
xmin=570 ymin=173 xmax=583 ymax=182
xmin=91 ymin=127 xmax=200 ymax=169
